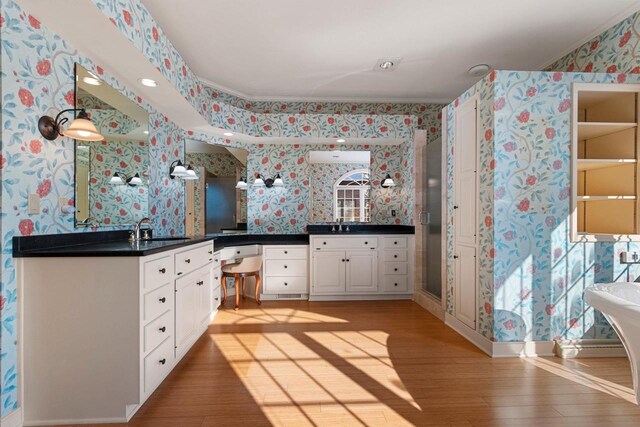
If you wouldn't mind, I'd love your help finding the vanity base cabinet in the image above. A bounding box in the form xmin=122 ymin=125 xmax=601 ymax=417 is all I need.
xmin=262 ymin=245 xmax=309 ymax=299
xmin=310 ymin=235 xmax=413 ymax=300
xmin=20 ymin=241 xmax=215 ymax=425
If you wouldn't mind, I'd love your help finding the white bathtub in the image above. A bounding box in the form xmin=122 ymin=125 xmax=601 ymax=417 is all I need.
xmin=585 ymin=282 xmax=640 ymax=404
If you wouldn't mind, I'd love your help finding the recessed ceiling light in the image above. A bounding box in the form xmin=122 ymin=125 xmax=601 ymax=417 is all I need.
xmin=374 ymin=57 xmax=401 ymax=72
xmin=468 ymin=64 xmax=491 ymax=77
xmin=336 ymin=138 xmax=346 ymax=143
xmin=223 ymin=132 xmax=233 ymax=136
xmin=82 ymin=76 xmax=101 ymax=86
xmin=139 ymin=78 xmax=158 ymax=87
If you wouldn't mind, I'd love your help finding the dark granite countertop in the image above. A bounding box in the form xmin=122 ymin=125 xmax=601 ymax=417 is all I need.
xmin=13 ymin=225 xmax=413 ymax=257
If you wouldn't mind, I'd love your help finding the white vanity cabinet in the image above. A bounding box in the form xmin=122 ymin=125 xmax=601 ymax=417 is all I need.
xmin=310 ymin=235 xmax=413 ymax=300
xmin=263 ymin=245 xmax=309 ymax=297
xmin=20 ymin=240 xmax=216 ymax=425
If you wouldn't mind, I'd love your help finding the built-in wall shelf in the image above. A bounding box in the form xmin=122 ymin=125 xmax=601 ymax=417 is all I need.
xmin=577 ymin=122 xmax=637 ymax=140
xmin=577 ymin=196 xmax=637 ymax=201
xmin=577 ymin=159 xmax=637 ymax=171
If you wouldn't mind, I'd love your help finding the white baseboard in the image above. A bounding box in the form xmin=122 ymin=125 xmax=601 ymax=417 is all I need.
xmin=309 ymin=294 xmax=413 ymax=301
xmin=413 ymin=291 xmax=445 ymax=320
xmin=444 ymin=313 xmax=493 ymax=356
xmin=2 ymin=408 xmax=23 ymax=427
xmin=492 ymin=340 xmax=555 ymax=358
xmin=444 ymin=313 xmax=556 ymax=358
xmin=24 ymin=416 xmax=126 ymax=426
xmin=555 ymin=339 xmax=628 ymax=359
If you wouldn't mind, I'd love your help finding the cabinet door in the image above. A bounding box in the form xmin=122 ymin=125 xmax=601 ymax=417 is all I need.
xmin=175 ymin=275 xmax=198 ymax=353
xmin=455 ymin=245 xmax=476 ymax=329
xmin=312 ymin=251 xmax=346 ymax=294
xmin=197 ymin=269 xmax=213 ymax=324
xmin=345 ymin=250 xmax=378 ymax=293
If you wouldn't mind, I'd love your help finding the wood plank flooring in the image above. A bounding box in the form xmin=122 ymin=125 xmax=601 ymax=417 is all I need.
xmin=66 ymin=301 xmax=640 ymax=426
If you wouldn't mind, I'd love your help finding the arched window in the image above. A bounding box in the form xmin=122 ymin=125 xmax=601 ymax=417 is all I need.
xmin=334 ymin=169 xmax=371 ymax=222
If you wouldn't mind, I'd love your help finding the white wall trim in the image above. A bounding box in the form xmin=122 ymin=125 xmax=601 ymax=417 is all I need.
xmin=555 ymin=339 xmax=628 ymax=359
xmin=414 ymin=291 xmax=445 ymax=321
xmin=198 ymin=76 xmax=451 ymax=105
xmin=492 ymin=341 xmax=555 ymax=358
xmin=23 ymin=416 xmax=126 ymax=426
xmin=445 ymin=313 xmax=492 ymax=356
xmin=537 ymin=3 xmax=640 ymax=71
xmin=1 ymin=408 xmax=23 ymax=427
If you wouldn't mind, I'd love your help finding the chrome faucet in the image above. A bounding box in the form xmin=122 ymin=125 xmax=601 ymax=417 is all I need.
xmin=338 ymin=218 xmax=343 ymax=233
xmin=132 ymin=217 xmax=152 ymax=241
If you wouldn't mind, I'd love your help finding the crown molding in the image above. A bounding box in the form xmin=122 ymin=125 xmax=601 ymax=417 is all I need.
xmin=198 ymin=76 xmax=450 ymax=106
xmin=537 ymin=3 xmax=640 ymax=71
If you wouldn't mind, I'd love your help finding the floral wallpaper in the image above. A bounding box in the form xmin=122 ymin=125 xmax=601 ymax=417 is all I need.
xmin=81 ymin=139 xmax=149 ymax=226
xmin=446 ymin=69 xmax=640 ymax=344
xmin=186 ymin=151 xmax=247 ymax=235
xmin=310 ymin=162 xmax=370 ymax=223
xmin=0 ymin=0 xmax=184 ymax=415
xmin=546 ymin=11 xmax=640 ymax=74
xmin=247 ymin=143 xmax=409 ymax=234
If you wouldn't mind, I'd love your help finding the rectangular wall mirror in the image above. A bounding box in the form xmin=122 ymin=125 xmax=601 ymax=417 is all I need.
xmin=309 ymin=150 xmax=371 ymax=223
xmin=74 ymin=64 xmax=150 ymax=227
xmin=185 ymin=141 xmax=248 ymax=235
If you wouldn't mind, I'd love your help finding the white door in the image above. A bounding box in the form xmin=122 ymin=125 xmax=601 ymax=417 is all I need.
xmin=175 ymin=275 xmax=198 ymax=353
xmin=312 ymin=251 xmax=346 ymax=294
xmin=345 ymin=250 xmax=378 ymax=293
xmin=454 ymin=97 xmax=478 ymax=330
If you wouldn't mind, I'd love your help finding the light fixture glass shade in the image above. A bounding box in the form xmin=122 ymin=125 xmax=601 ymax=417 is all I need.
xmin=62 ymin=117 xmax=103 ymax=141
xmin=171 ymin=160 xmax=188 ymax=177
xmin=273 ymin=174 xmax=284 ymax=187
xmin=109 ymin=172 xmax=124 ymax=185
xmin=182 ymin=166 xmax=198 ymax=180
xmin=236 ymin=178 xmax=248 ymax=190
xmin=128 ymin=173 xmax=143 ymax=186
xmin=381 ymin=174 xmax=396 ymax=188
xmin=253 ymin=175 xmax=265 ymax=187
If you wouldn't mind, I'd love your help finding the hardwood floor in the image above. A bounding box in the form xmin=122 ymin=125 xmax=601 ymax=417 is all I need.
xmin=69 ymin=300 xmax=640 ymax=426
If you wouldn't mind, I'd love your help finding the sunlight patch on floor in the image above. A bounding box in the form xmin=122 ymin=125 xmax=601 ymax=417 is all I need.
xmin=525 ymin=357 xmax=636 ymax=403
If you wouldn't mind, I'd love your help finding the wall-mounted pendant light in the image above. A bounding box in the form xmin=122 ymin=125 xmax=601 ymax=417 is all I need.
xmin=109 ymin=172 xmax=144 ymax=186
xmin=236 ymin=177 xmax=248 ymax=190
xmin=253 ymin=173 xmax=284 ymax=189
xmin=183 ymin=165 xmax=198 ymax=180
xmin=38 ymin=108 xmax=104 ymax=142
xmin=169 ymin=160 xmax=198 ymax=180
xmin=381 ymin=174 xmax=396 ymax=188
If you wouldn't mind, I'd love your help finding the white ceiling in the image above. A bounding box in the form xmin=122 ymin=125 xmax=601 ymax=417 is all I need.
xmin=142 ymin=0 xmax=640 ymax=103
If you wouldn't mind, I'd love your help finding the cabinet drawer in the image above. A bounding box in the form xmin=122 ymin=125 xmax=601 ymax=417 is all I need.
xmin=232 ymin=245 xmax=260 ymax=258
xmin=143 ymin=310 xmax=173 ymax=354
xmin=312 ymin=237 xmax=378 ymax=251
xmin=383 ymin=237 xmax=408 ymax=249
xmin=213 ymin=266 xmax=222 ymax=287
xmin=384 ymin=262 xmax=408 ymax=275
xmin=264 ymin=246 xmax=308 ymax=260
xmin=212 ymin=252 xmax=222 ymax=269
xmin=143 ymin=283 xmax=173 ymax=323
xmin=265 ymin=259 xmax=307 ymax=276
xmin=175 ymin=243 xmax=213 ymax=276
xmin=143 ymin=256 xmax=173 ymax=291
xmin=143 ymin=336 xmax=173 ymax=395
xmin=382 ymin=275 xmax=409 ymax=293
xmin=212 ymin=285 xmax=222 ymax=309
xmin=265 ymin=276 xmax=308 ymax=293
xmin=383 ymin=250 xmax=408 ymax=262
